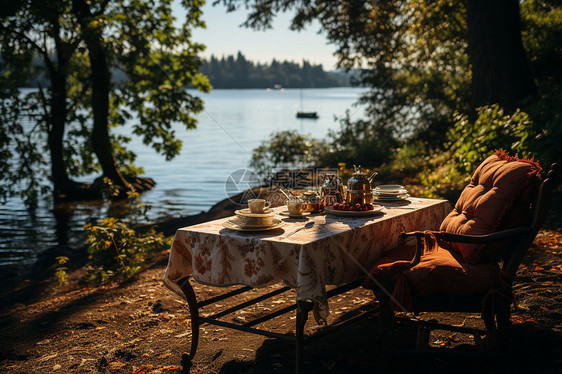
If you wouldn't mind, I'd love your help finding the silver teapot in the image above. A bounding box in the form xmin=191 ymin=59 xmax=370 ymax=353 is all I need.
xmin=321 ymin=173 xmax=344 ymax=204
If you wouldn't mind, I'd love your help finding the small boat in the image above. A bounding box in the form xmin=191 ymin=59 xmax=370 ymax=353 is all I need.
xmin=296 ymin=89 xmax=319 ymax=119
xmin=296 ymin=111 xmax=319 ymax=119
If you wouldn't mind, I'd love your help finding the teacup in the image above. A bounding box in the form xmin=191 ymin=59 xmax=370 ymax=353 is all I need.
xmin=287 ymin=198 xmax=306 ymax=216
xmin=248 ymin=198 xmax=271 ymax=214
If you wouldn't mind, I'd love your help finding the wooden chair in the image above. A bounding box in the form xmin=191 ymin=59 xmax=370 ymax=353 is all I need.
xmin=363 ymin=155 xmax=559 ymax=352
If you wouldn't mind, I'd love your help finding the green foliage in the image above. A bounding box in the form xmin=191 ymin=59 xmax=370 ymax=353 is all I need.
xmin=523 ymin=80 xmax=562 ymax=167
xmin=83 ymin=190 xmax=172 ymax=284
xmin=0 ymin=90 xmax=50 ymax=208
xmin=420 ymin=105 xmax=536 ymax=200
xmin=229 ymin=0 xmax=561 ymax=189
xmin=321 ymin=111 xmax=398 ymax=168
xmin=54 ymin=256 xmax=70 ymax=286
xmin=448 ymin=105 xmax=534 ymax=175
xmin=200 ymin=51 xmax=346 ymax=88
xmin=83 ymin=217 xmax=171 ymax=284
xmin=0 ymin=0 xmax=210 ymax=204
xmin=221 ymin=0 xmax=470 ymax=146
xmin=381 ymin=141 xmax=431 ymax=181
xmin=250 ymin=130 xmax=325 ymax=176
xmin=251 ymin=111 xmax=398 ymax=177
xmin=417 ymin=152 xmax=468 ymax=202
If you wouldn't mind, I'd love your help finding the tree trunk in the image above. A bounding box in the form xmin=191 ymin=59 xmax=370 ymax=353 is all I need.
xmin=466 ymin=0 xmax=536 ymax=116
xmin=48 ymin=67 xmax=71 ymax=198
xmin=45 ymin=23 xmax=104 ymax=202
xmin=72 ymin=0 xmax=130 ymax=191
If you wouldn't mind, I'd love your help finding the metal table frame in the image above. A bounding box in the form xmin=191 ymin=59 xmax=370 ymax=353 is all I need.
xmin=176 ymin=276 xmax=377 ymax=373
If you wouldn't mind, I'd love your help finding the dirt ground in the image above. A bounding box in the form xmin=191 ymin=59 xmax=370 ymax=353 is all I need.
xmin=1 ymin=193 xmax=561 ymax=374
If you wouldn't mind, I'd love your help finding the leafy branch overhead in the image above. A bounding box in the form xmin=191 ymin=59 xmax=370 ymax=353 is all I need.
xmin=0 ymin=0 xmax=211 ymax=205
xmin=235 ymin=0 xmax=560 ymax=186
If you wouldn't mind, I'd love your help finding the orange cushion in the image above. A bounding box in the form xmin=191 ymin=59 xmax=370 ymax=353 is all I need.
xmin=363 ymin=244 xmax=499 ymax=312
xmin=439 ymin=151 xmax=541 ymax=264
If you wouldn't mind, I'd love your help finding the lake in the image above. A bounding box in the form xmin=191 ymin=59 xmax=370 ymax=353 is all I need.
xmin=0 ymin=87 xmax=367 ymax=270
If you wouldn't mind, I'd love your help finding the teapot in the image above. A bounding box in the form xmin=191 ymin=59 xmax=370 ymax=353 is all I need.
xmin=346 ymin=166 xmax=378 ymax=204
xmin=320 ymin=173 xmax=344 ymax=203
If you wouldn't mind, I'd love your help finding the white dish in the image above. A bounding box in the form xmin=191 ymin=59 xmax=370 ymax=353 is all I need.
xmin=324 ymin=206 xmax=384 ymax=217
xmin=374 ymin=188 xmax=408 ymax=194
xmin=375 ymin=185 xmax=406 ymax=193
xmin=223 ymin=218 xmax=285 ymax=231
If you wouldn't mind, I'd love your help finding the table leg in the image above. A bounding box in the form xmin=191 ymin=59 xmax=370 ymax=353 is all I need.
xmin=178 ymin=277 xmax=200 ymax=373
xmin=295 ymin=300 xmax=313 ymax=374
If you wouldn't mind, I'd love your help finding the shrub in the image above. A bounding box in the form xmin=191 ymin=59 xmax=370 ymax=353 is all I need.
xmin=83 ymin=217 xmax=171 ymax=284
xmin=250 ymin=130 xmax=326 ymax=176
xmin=420 ymin=104 xmax=536 ymax=200
xmin=321 ymin=111 xmax=397 ymax=168
xmin=82 ymin=187 xmax=172 ymax=284
xmin=54 ymin=256 xmax=70 ymax=286
xmin=448 ymin=104 xmax=534 ymax=175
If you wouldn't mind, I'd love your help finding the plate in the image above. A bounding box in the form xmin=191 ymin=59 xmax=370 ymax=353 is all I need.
xmin=223 ymin=218 xmax=285 ymax=231
xmin=324 ymin=206 xmax=384 ymax=217
xmin=373 ymin=195 xmax=410 ymax=202
xmin=374 ymin=189 xmax=408 ymax=196
xmin=374 ymin=194 xmax=409 ymax=199
xmin=373 ymin=193 xmax=410 ymax=199
xmin=279 ymin=210 xmax=309 ymax=218
xmin=236 ymin=208 xmax=274 ymax=217
xmin=375 ymin=185 xmax=406 ymax=193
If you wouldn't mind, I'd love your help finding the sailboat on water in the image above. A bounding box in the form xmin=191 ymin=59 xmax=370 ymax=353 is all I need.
xmin=296 ymin=89 xmax=319 ymax=119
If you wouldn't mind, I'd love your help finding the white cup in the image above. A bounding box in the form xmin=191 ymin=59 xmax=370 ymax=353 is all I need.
xmin=287 ymin=198 xmax=305 ymax=216
xmin=248 ymin=199 xmax=271 ymax=214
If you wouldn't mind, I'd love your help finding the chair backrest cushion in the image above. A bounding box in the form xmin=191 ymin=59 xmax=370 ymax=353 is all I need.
xmin=439 ymin=151 xmax=542 ymax=264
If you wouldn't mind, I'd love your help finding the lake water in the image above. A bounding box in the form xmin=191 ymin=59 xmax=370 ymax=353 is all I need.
xmin=0 ymin=87 xmax=367 ymax=270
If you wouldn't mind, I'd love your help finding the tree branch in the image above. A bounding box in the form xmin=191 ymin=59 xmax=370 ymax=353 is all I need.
xmin=36 ymin=83 xmax=51 ymax=132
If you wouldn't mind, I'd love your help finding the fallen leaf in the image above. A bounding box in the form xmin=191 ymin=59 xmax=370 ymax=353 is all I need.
xmin=39 ymin=353 xmax=58 ymax=362
xmin=133 ymin=365 xmax=153 ymax=374
xmin=159 ymin=351 xmax=172 ymax=359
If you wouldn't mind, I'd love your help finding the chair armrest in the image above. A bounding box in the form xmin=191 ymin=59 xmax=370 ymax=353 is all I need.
xmin=391 ymin=232 xmax=426 ymax=272
xmin=400 ymin=227 xmax=532 ymax=245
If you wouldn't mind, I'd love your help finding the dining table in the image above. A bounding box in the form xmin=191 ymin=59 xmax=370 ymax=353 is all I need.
xmin=163 ymin=197 xmax=452 ymax=373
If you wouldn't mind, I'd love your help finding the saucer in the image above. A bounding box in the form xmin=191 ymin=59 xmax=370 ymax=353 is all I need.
xmin=236 ymin=208 xmax=274 ymax=217
xmin=223 ymin=218 xmax=285 ymax=231
xmin=279 ymin=210 xmax=309 ymax=218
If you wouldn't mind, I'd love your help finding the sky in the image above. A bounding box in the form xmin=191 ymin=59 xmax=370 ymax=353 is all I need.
xmin=173 ymin=1 xmax=339 ymax=70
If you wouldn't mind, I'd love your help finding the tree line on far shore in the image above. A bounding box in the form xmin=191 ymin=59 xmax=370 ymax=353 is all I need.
xmin=199 ymin=52 xmax=352 ymax=89
xmin=1 ymin=50 xmax=353 ymax=90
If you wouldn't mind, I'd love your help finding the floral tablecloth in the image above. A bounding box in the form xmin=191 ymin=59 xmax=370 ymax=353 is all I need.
xmin=164 ymin=198 xmax=451 ymax=323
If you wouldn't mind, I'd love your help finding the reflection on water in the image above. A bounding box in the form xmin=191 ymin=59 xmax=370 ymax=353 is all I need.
xmin=0 ymin=87 xmax=367 ymax=271
xmin=0 ymin=198 xmax=105 ymax=268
